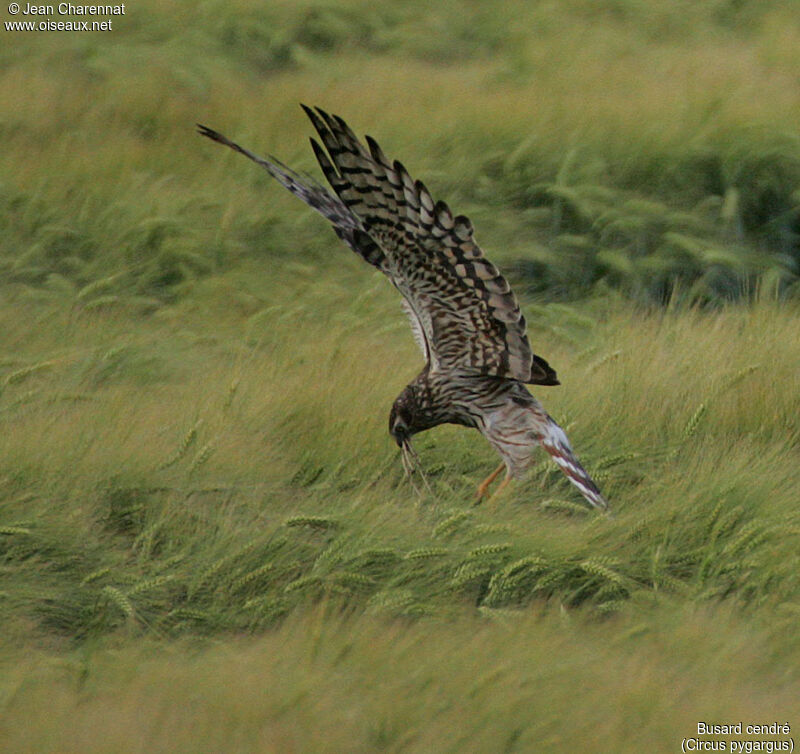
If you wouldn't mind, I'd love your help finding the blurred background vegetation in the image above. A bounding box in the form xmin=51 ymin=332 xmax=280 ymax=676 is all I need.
xmin=1 ymin=1 xmax=799 ymax=751
xmin=2 ymin=0 xmax=799 ymax=307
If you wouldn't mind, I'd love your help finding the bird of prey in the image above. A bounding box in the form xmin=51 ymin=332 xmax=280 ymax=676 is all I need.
xmin=198 ymin=106 xmax=608 ymax=510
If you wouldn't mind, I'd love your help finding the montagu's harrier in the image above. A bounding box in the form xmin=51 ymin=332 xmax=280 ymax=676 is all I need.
xmin=199 ymin=107 xmax=607 ymax=510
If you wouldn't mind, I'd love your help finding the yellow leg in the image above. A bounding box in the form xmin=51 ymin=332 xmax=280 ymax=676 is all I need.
xmin=475 ymin=462 xmax=505 ymax=502
xmin=486 ymin=472 xmax=512 ymax=505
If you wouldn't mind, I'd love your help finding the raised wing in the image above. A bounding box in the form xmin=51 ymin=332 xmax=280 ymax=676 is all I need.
xmin=198 ymin=123 xmax=437 ymax=365
xmin=301 ymin=106 xmax=557 ymax=385
xmin=197 ymin=124 xmax=387 ymax=272
xmin=198 ymin=109 xmax=558 ymax=385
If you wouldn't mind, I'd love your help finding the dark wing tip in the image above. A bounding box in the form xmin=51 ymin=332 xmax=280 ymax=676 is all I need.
xmin=301 ymin=104 xmax=333 ymax=139
xmin=197 ymin=124 xmax=234 ymax=150
xmin=433 ymin=199 xmax=452 ymax=216
xmin=197 ymin=123 xmax=219 ymax=139
xmin=529 ymin=354 xmax=560 ymax=386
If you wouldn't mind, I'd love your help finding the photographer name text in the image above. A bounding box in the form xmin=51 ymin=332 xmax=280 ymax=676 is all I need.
xmin=12 ymin=4 xmax=124 ymax=15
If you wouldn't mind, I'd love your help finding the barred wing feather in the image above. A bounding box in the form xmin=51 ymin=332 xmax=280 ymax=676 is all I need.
xmin=301 ymin=106 xmax=558 ymax=386
xmin=196 ymin=124 xmax=388 ymax=273
xmin=198 ymin=109 xmax=558 ymax=386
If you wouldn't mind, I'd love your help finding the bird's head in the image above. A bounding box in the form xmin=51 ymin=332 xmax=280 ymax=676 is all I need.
xmin=389 ymin=394 xmax=415 ymax=448
xmin=389 ymin=389 xmax=432 ymax=494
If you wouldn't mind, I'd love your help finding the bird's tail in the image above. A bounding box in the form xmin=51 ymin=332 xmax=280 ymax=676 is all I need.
xmin=539 ymin=415 xmax=608 ymax=511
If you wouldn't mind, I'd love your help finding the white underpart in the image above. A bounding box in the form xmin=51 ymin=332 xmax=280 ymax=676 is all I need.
xmin=480 ymin=398 xmax=545 ymax=478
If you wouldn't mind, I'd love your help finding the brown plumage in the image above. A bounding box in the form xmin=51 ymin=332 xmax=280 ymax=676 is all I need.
xmin=198 ymin=106 xmax=608 ymax=511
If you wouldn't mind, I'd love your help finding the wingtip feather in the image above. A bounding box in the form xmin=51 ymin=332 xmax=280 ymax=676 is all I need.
xmin=197 ymin=124 xmax=221 ymax=141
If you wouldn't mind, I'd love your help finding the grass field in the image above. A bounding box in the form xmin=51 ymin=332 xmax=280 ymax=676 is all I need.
xmin=2 ymin=1 xmax=800 ymax=752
